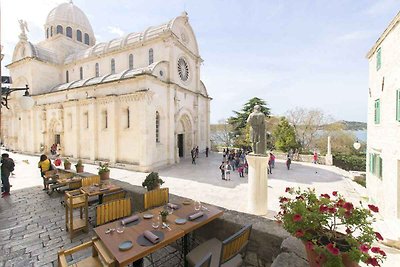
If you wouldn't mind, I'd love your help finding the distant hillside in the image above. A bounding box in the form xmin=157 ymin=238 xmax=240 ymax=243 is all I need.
xmin=325 ymin=120 xmax=367 ymax=131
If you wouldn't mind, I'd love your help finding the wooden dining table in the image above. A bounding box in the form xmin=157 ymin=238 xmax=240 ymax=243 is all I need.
xmin=80 ymin=183 xmax=122 ymax=204
xmin=94 ymin=201 xmax=223 ymax=267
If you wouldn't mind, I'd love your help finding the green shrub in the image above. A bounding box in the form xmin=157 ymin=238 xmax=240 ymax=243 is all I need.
xmin=333 ymin=153 xmax=366 ymax=171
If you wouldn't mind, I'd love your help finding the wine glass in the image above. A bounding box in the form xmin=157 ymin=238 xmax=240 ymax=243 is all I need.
xmin=152 ymin=215 xmax=160 ymax=229
xmin=116 ymin=225 xmax=125 ymax=234
xmin=167 ymin=206 xmax=174 ymax=215
xmin=194 ymin=200 xmax=202 ymax=211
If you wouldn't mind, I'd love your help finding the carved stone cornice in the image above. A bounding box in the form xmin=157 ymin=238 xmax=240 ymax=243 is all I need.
xmin=118 ymin=91 xmax=155 ymax=104
xmin=78 ymin=97 xmax=97 ymax=107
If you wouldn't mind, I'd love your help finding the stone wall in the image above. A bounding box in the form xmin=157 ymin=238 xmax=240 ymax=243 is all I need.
xmin=112 ymin=179 xmax=302 ymax=266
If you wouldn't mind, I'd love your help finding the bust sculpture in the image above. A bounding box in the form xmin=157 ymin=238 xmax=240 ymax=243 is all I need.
xmin=247 ymin=105 xmax=266 ymax=154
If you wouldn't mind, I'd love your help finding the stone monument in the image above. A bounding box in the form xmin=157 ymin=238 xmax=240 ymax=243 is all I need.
xmin=246 ymin=105 xmax=268 ymax=215
xmin=325 ymin=136 xmax=333 ymax=166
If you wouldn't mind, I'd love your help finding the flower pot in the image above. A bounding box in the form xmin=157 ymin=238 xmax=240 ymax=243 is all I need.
xmin=161 ymin=215 xmax=167 ymax=223
xmin=99 ymin=171 xmax=110 ymax=180
xmin=304 ymin=241 xmax=359 ymax=267
xmin=64 ymin=162 xmax=71 ymax=170
xmin=76 ymin=166 xmax=84 ymax=173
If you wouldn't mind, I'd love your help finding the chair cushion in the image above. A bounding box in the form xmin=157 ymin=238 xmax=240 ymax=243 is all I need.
xmin=187 ymin=238 xmax=222 ymax=267
xmin=221 ymin=254 xmax=243 ymax=267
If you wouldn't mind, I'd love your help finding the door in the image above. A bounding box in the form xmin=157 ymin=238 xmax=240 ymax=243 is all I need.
xmin=55 ymin=134 xmax=61 ymax=145
xmin=178 ymin=134 xmax=184 ymax=157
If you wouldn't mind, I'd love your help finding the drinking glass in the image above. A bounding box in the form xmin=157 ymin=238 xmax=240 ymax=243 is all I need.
xmin=194 ymin=200 xmax=202 ymax=211
xmin=116 ymin=225 xmax=125 ymax=234
xmin=152 ymin=215 xmax=160 ymax=229
xmin=167 ymin=206 xmax=174 ymax=215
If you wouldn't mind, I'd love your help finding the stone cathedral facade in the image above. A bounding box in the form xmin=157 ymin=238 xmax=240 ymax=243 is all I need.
xmin=5 ymin=1 xmax=211 ymax=171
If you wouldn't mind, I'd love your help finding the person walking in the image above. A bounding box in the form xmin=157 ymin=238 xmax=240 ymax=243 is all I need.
xmin=191 ymin=148 xmax=196 ymax=164
xmin=270 ymin=153 xmax=275 ymax=168
xmin=205 ymin=146 xmax=209 ymax=157
xmin=219 ymin=161 xmax=226 ymax=180
xmin=195 ymin=146 xmax=199 ymax=158
xmin=238 ymin=164 xmax=244 ymax=178
xmin=268 ymin=157 xmax=273 ymax=174
xmin=313 ymin=151 xmax=318 ymax=164
xmin=286 ymin=153 xmax=292 ymax=170
xmin=1 ymin=153 xmax=15 ymax=198
xmin=225 ymin=162 xmax=232 ymax=181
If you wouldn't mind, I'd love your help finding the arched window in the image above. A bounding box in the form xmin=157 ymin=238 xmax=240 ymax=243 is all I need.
xmin=77 ymin=30 xmax=82 ymax=42
xmin=156 ymin=111 xmax=160 ymax=143
xmin=95 ymin=63 xmax=99 ymax=77
xmin=149 ymin=49 xmax=154 ymax=65
xmin=129 ymin=54 xmax=134 ymax=70
xmin=50 ymin=26 xmax=53 ymax=37
xmin=46 ymin=28 xmax=49 ymax=38
xmin=84 ymin=33 xmax=89 ymax=45
xmin=66 ymin=71 xmax=69 ymax=83
xmin=56 ymin=25 xmax=63 ymax=34
xmin=66 ymin=27 xmax=72 ymax=38
xmin=79 ymin=67 xmax=83 ymax=80
xmin=111 ymin=58 xmax=115 ymax=74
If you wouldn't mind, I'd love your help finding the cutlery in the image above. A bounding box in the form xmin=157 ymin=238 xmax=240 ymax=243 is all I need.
xmin=163 ymin=222 xmax=171 ymax=231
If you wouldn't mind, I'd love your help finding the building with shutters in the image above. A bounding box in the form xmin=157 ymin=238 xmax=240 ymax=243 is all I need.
xmin=4 ymin=1 xmax=211 ymax=171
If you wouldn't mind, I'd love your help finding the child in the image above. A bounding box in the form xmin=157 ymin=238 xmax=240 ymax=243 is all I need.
xmin=238 ymin=164 xmax=244 ymax=177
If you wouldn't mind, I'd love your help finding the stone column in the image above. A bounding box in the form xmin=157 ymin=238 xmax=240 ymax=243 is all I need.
xmin=247 ymin=154 xmax=268 ymax=215
xmin=325 ymin=136 xmax=333 ymax=165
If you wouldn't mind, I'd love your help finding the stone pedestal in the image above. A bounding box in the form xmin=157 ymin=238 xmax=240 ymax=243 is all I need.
xmin=325 ymin=136 xmax=333 ymax=166
xmin=247 ymin=153 xmax=268 ymax=215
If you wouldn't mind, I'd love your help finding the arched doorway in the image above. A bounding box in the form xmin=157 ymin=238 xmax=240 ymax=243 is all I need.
xmin=48 ymin=118 xmax=63 ymax=155
xmin=176 ymin=114 xmax=193 ymax=159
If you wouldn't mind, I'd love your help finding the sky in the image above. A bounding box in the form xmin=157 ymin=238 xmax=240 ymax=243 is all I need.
xmin=2 ymin=0 xmax=400 ymax=123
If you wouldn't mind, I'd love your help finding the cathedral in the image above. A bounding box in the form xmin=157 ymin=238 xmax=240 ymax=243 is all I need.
xmin=5 ymin=1 xmax=211 ymax=171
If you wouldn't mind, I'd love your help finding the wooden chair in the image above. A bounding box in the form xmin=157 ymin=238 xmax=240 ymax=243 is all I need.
xmin=143 ymin=188 xmax=169 ymax=210
xmin=81 ymin=175 xmax=101 ymax=187
xmin=186 ymin=224 xmax=252 ymax=267
xmin=103 ymin=190 xmax=126 ymax=203
xmin=65 ymin=189 xmax=88 ymax=239
xmin=96 ymin=197 xmax=132 ymax=226
xmin=58 ymin=237 xmax=115 ymax=267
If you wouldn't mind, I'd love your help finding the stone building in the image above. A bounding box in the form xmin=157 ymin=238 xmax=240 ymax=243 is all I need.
xmin=4 ymin=1 xmax=211 ymax=171
xmin=366 ymin=11 xmax=400 ymax=220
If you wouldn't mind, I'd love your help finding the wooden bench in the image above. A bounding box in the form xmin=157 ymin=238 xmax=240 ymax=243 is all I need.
xmin=96 ymin=197 xmax=132 ymax=226
xmin=144 ymin=188 xmax=169 ymax=210
xmin=58 ymin=237 xmax=115 ymax=267
xmin=81 ymin=175 xmax=101 ymax=187
xmin=102 ymin=190 xmax=126 ymax=203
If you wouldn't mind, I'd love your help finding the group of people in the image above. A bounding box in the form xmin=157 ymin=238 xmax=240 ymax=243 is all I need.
xmin=190 ymin=146 xmax=210 ymax=164
xmin=219 ymin=148 xmax=248 ymax=180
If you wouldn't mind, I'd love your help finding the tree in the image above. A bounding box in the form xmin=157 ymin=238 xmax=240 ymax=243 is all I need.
xmin=210 ymin=119 xmax=234 ymax=148
xmin=314 ymin=122 xmax=358 ymax=155
xmin=228 ymin=97 xmax=270 ymax=147
xmin=273 ymin=118 xmax=298 ymax=152
xmin=286 ymin=107 xmax=330 ymax=152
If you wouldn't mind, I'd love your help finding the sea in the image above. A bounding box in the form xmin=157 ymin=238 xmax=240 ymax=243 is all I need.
xmin=352 ymin=130 xmax=367 ymax=142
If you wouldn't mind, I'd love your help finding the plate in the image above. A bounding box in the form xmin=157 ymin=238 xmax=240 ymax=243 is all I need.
xmin=119 ymin=240 xmax=133 ymax=251
xmin=175 ymin=218 xmax=187 ymax=225
xmin=182 ymin=201 xmax=191 ymax=205
xmin=143 ymin=213 xmax=153 ymax=219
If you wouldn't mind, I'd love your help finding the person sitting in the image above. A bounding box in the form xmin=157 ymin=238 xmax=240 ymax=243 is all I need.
xmin=38 ymin=154 xmax=52 ymax=190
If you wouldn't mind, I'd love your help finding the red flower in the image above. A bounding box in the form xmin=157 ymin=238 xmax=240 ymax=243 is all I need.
xmin=295 ymin=229 xmax=304 ymax=237
xmin=296 ymin=195 xmax=304 ymax=200
xmin=360 ymin=244 xmax=370 ymax=253
xmin=320 ymin=193 xmax=330 ymax=199
xmin=293 ymin=214 xmax=302 ymax=222
xmin=279 ymin=197 xmax=289 ymax=203
xmin=332 ymin=191 xmax=338 ymax=196
xmin=319 ymin=204 xmax=328 ymax=213
xmin=328 ymin=207 xmax=337 ymax=213
xmin=285 ymin=187 xmax=291 ymax=193
xmin=366 ymin=257 xmax=380 ymax=266
xmin=345 ymin=228 xmax=352 ymax=234
xmin=344 ymin=210 xmax=352 ymax=218
xmin=343 ymin=202 xmax=354 ymax=211
xmin=368 ymin=204 xmax=379 ymax=213
xmin=371 ymin=247 xmax=380 ymax=253
xmin=326 ymin=243 xmax=340 ymax=255
xmin=379 ymin=250 xmax=386 ymax=257
xmin=375 ymin=232 xmax=384 ymax=241
xmin=305 ymin=241 xmax=314 ymax=251
xmin=336 ymin=199 xmax=344 ymax=207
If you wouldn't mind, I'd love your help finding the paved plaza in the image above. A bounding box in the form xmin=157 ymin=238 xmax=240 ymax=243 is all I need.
xmin=0 ymin=151 xmax=399 ymax=266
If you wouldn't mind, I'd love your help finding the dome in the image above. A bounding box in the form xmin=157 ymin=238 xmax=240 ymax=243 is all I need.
xmin=44 ymin=1 xmax=95 ymax=45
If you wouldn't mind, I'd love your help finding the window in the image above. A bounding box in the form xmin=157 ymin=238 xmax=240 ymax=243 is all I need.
xmin=376 ymin=48 xmax=381 ymax=71
xmin=50 ymin=26 xmax=53 ymax=37
xmin=84 ymin=112 xmax=89 ymax=128
xmin=397 ymin=90 xmax=400 ymax=122
xmin=84 ymin=33 xmax=89 ymax=45
xmin=374 ymin=99 xmax=380 ymax=124
xmin=66 ymin=71 xmax=69 ymax=83
xmin=369 ymin=153 xmax=383 ymax=179
xmin=127 ymin=108 xmax=130 ymax=128
xmin=77 ymin=30 xmax=82 ymax=42
xmin=156 ymin=111 xmax=160 ymax=143
xmin=111 ymin=59 xmax=115 ymax=74
xmin=129 ymin=54 xmax=134 ymax=70
xmin=56 ymin=25 xmax=63 ymax=34
xmin=103 ymin=110 xmax=108 ymax=129
xmin=46 ymin=28 xmax=49 ymax=38
xmin=95 ymin=63 xmax=99 ymax=77
xmin=149 ymin=48 xmax=154 ymax=65
xmin=66 ymin=27 xmax=72 ymax=38
xmin=79 ymin=67 xmax=83 ymax=80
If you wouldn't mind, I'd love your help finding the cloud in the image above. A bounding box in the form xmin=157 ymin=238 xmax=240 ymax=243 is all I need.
xmin=335 ymin=30 xmax=375 ymax=43
xmin=107 ymin=26 xmax=125 ymax=37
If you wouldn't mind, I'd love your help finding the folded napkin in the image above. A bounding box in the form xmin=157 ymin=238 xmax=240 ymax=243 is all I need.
xmin=188 ymin=211 xmax=204 ymax=221
xmin=144 ymin=230 xmax=159 ymax=244
xmin=167 ymin=203 xmax=179 ymax=209
xmin=121 ymin=215 xmax=139 ymax=226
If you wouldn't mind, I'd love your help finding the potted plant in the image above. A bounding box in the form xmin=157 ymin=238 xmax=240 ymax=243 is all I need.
xmin=63 ymin=158 xmax=71 ymax=170
xmin=142 ymin=172 xmax=164 ymax=191
xmin=275 ymin=188 xmax=386 ymax=267
xmin=98 ymin=162 xmax=110 ymax=180
xmin=75 ymin=160 xmax=84 ymax=173
xmin=160 ymin=209 xmax=169 ymax=223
